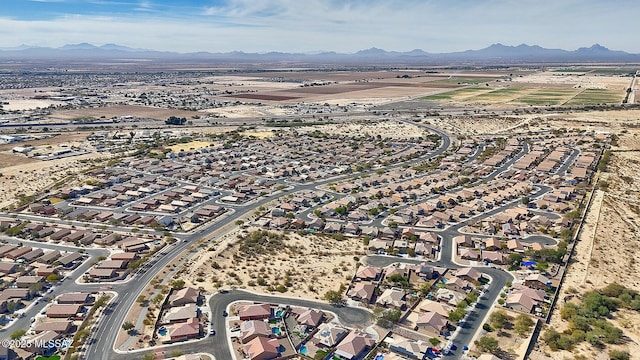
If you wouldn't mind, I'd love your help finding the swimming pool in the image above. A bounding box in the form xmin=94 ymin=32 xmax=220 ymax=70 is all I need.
xmin=300 ymin=345 xmax=307 ymax=355
xmin=158 ymin=328 xmax=167 ymax=336
xmin=272 ymin=327 xmax=281 ymax=335
xmin=275 ymin=309 xmax=284 ymax=318
xmin=375 ymin=354 xmax=384 ymax=360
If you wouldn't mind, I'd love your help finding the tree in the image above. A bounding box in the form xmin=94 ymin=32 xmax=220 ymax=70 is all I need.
xmin=165 ymin=116 xmax=186 ymax=125
xmin=489 ymin=310 xmax=509 ymax=333
xmin=324 ymin=290 xmax=343 ymax=305
xmin=122 ymin=321 xmax=135 ymax=332
xmin=46 ymin=274 xmax=61 ymax=282
xmin=10 ymin=329 xmax=26 ymax=340
xmin=448 ymin=308 xmax=466 ymax=323
xmin=514 ymin=314 xmax=535 ymax=337
xmin=142 ymin=353 xmax=157 ymax=360
xmin=474 ymin=336 xmax=499 ymax=353
xmin=171 ymin=279 xmax=185 ymax=289
xmin=5 ymin=301 xmax=20 ymax=314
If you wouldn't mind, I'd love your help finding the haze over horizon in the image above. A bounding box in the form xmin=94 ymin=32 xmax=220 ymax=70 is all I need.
xmin=3 ymin=0 xmax=639 ymax=54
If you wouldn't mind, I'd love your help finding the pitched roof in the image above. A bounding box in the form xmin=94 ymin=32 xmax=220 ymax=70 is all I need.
xmin=169 ymin=318 xmax=200 ymax=338
xmin=245 ymin=336 xmax=280 ymax=360
xmin=347 ymin=283 xmax=376 ymax=301
xmin=416 ymin=311 xmax=448 ymax=330
xmin=169 ymin=287 xmax=199 ymax=305
xmin=335 ymin=330 xmax=375 ymax=359
xmin=241 ymin=320 xmax=271 ymax=341
xmin=456 ymin=267 xmax=481 ymax=281
xmin=239 ymin=303 xmax=271 ymax=319
xmin=505 ymin=293 xmax=537 ymax=312
xmin=313 ymin=323 xmax=348 ymax=347
xmin=419 ymin=300 xmax=452 ymax=318
xmin=376 ymin=288 xmax=405 ymax=308
xmin=297 ymin=309 xmax=324 ymax=327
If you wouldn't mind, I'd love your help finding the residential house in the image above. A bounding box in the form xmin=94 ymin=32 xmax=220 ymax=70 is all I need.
xmin=334 ymin=330 xmax=375 ymax=360
xmin=241 ymin=320 xmax=272 ymax=343
xmin=505 ymin=293 xmax=538 ymax=314
xmin=239 ymin=303 xmax=271 ymax=321
xmin=454 ymin=235 xmax=474 ymax=247
xmin=46 ymin=304 xmax=84 ymax=319
xmin=354 ymin=266 xmax=383 ymax=282
xmin=312 ymin=323 xmax=348 ymax=348
xmin=162 ymin=303 xmax=200 ymax=324
xmin=169 ymin=287 xmax=201 ymax=307
xmin=458 ymin=248 xmax=479 ymax=261
xmin=524 ymin=274 xmax=551 ymax=290
xmin=419 ymin=300 xmax=452 ymax=318
xmin=455 ymin=268 xmax=482 ymax=283
xmin=296 ymin=308 xmax=324 ymax=328
xmin=57 ymin=293 xmax=92 ymax=305
xmin=416 ymin=311 xmax=449 ymax=336
xmin=347 ymin=282 xmax=376 ymax=304
xmin=34 ymin=321 xmax=73 ymax=335
xmin=443 ymin=277 xmax=471 ymax=293
xmin=167 ymin=318 xmax=200 ymax=342
xmin=16 ymin=276 xmax=44 ymax=289
xmin=376 ymin=288 xmax=406 ymax=309
xmin=244 ymin=336 xmax=280 ymax=360
xmin=389 ymin=338 xmax=430 ymax=360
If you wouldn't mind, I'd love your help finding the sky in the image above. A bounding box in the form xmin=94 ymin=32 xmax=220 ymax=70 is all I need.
xmin=1 ymin=0 xmax=638 ymax=53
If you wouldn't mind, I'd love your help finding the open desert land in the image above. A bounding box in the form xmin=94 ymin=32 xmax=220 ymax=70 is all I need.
xmin=295 ymin=120 xmax=429 ymax=139
xmin=201 ymin=104 xmax=295 ymax=118
xmin=181 ymin=228 xmax=367 ymax=300
xmin=47 ymin=104 xmax=202 ymax=122
xmin=0 ymin=153 xmax=108 ymax=209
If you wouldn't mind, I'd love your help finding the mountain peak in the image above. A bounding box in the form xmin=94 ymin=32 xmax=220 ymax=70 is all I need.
xmin=58 ymin=42 xmax=98 ymax=50
xmin=356 ymin=47 xmax=388 ymax=55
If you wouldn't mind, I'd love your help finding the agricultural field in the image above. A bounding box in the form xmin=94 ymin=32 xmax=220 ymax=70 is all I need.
xmin=510 ymin=87 xmax=581 ymax=106
xmin=564 ymin=88 xmax=626 ymax=105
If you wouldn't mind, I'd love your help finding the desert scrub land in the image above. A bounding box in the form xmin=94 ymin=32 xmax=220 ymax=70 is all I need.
xmin=538 ymin=284 xmax=639 ymax=360
xmin=471 ymin=309 xmax=537 ymax=359
xmin=182 ymin=229 xmax=368 ymax=300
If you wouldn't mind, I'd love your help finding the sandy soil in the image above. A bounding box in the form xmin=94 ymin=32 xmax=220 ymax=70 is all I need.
xmin=512 ymin=71 xmax=631 ymax=90
xmin=48 ymin=105 xmax=201 ymax=121
xmin=167 ymin=141 xmax=214 ymax=152
xmin=201 ymin=104 xmax=294 ymax=118
xmin=0 ymin=132 xmax=91 ymax=151
xmin=2 ymin=99 xmax=65 ymax=111
xmin=295 ymin=120 xmax=428 ymax=139
xmin=0 ymin=153 xmax=108 ymax=209
xmin=182 ymin=228 xmax=367 ymax=301
xmin=241 ymin=131 xmax=275 ymax=138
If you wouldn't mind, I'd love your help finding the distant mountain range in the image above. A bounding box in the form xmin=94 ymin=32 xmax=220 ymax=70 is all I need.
xmin=1 ymin=43 xmax=639 ymax=64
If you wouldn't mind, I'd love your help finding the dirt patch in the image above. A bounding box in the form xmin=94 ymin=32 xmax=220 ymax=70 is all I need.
xmin=0 ymin=153 xmax=39 ymax=168
xmin=48 ymin=105 xmax=201 ymax=121
xmin=0 ymin=132 xmax=91 ymax=151
xmin=182 ymin=229 xmax=367 ymax=301
xmin=167 ymin=141 xmax=214 ymax=152
xmin=228 ymin=94 xmax=301 ymax=101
